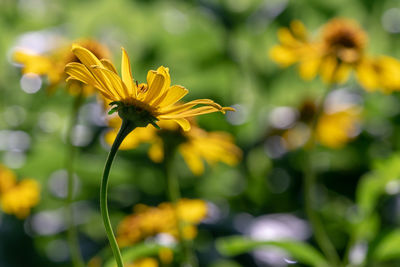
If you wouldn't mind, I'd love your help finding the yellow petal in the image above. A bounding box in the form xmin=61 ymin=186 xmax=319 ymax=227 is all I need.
xmin=159 ymin=99 xmax=222 ymax=115
xmin=143 ymin=73 xmax=165 ymax=104
xmin=156 ymin=66 xmax=171 ymax=92
xmin=356 ymin=61 xmax=379 ymax=91
xmin=148 ymin=140 xmax=164 ymax=163
xmin=153 ymin=85 xmax=188 ymax=108
xmin=91 ymin=66 xmax=130 ymax=100
xmin=334 ymin=64 xmax=352 ymax=84
xmin=121 ymin=47 xmax=137 ymax=98
xmin=298 ymin=57 xmax=320 ymax=80
xmin=320 ymin=56 xmax=338 ymax=84
xmin=72 ymin=44 xmax=104 ymax=68
xmin=291 ymin=20 xmax=307 ymax=40
xmin=13 ymin=51 xmax=52 ymax=75
xmin=180 ymin=145 xmax=204 ymax=176
xmin=71 ymin=45 xmax=117 ymax=96
xmin=65 ymin=63 xmax=99 ymax=87
xmin=162 ymin=106 xmax=225 ymax=119
xmin=100 ymin=59 xmax=118 ymax=74
xmin=269 ymin=46 xmax=298 ymax=66
xmin=173 ymin=118 xmax=191 ymax=131
xmin=278 ymin=28 xmax=297 ymax=47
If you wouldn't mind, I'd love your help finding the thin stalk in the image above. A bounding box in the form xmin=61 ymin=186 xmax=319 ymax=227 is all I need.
xmin=303 ymin=85 xmax=341 ymax=266
xmin=101 ymin=119 xmax=136 ymax=267
xmin=164 ymin=146 xmax=198 ymax=267
xmin=65 ymin=92 xmax=84 ymax=267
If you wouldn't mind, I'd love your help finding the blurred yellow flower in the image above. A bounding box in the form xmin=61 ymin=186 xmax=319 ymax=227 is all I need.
xmin=316 ymin=108 xmax=361 ymax=148
xmin=126 ymin=258 xmax=158 ymax=267
xmin=356 ymin=56 xmax=400 ymax=93
xmin=14 ymin=39 xmax=110 ymax=95
xmin=0 ymin=164 xmax=16 ymax=194
xmin=88 ymin=256 xmax=160 ymax=267
xmin=269 ymin=20 xmax=318 ymax=70
xmin=105 ymin=119 xmax=242 ymax=175
xmin=117 ymin=199 xmax=207 ymax=247
xmin=270 ymin=18 xmax=400 ymax=91
xmin=0 ymin=165 xmax=40 ymax=218
xmin=65 ymin=45 xmax=233 ymax=131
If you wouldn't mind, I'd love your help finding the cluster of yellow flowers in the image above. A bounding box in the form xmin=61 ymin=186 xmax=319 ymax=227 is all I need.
xmin=0 ymin=164 xmax=40 ymax=218
xmin=14 ymin=39 xmax=110 ymax=95
xmin=88 ymin=256 xmax=160 ymax=267
xmin=270 ymin=18 xmax=400 ymax=92
xmin=117 ymin=199 xmax=208 ymax=247
xmin=274 ymin=100 xmax=361 ymax=150
xmin=106 ymin=119 xmax=242 ymax=175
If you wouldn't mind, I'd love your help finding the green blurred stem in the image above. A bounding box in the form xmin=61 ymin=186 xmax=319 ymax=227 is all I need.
xmin=66 ymin=93 xmax=84 ymax=267
xmin=101 ymin=119 xmax=136 ymax=267
xmin=303 ymin=86 xmax=341 ymax=266
xmin=164 ymin=145 xmax=198 ymax=267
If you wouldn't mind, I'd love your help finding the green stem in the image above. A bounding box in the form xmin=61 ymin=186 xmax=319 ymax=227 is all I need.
xmin=164 ymin=146 xmax=198 ymax=267
xmin=303 ymin=87 xmax=341 ymax=266
xmin=101 ymin=119 xmax=136 ymax=267
xmin=66 ymin=93 xmax=84 ymax=267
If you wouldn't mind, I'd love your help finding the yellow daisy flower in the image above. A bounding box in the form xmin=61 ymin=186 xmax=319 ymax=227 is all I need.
xmin=14 ymin=39 xmax=110 ymax=95
xmin=318 ymin=18 xmax=367 ymax=83
xmin=65 ymin=45 xmax=234 ymax=131
xmin=117 ymin=199 xmax=208 ymax=247
xmin=269 ymin=20 xmax=319 ymax=70
xmin=105 ymin=119 xmax=242 ymax=175
xmin=270 ymin=18 xmax=400 ymax=90
xmin=0 ymin=165 xmax=40 ymax=219
xmin=356 ymin=56 xmax=400 ymax=93
xmin=316 ymin=107 xmax=361 ymax=148
xmin=127 ymin=258 xmax=159 ymax=267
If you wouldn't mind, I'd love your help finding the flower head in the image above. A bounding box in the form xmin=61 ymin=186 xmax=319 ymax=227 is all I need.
xmin=321 ymin=18 xmax=367 ymax=64
xmin=14 ymin=39 xmax=110 ymax=95
xmin=105 ymin=119 xmax=242 ymax=175
xmin=65 ymin=45 xmax=234 ymax=131
xmin=270 ymin=18 xmax=400 ymax=90
xmin=356 ymin=56 xmax=400 ymax=93
xmin=117 ymin=199 xmax=208 ymax=247
xmin=316 ymin=107 xmax=361 ymax=148
xmin=0 ymin=165 xmax=40 ymax=218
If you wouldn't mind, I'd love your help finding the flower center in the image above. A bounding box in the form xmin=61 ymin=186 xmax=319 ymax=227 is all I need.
xmin=322 ymin=19 xmax=366 ymax=64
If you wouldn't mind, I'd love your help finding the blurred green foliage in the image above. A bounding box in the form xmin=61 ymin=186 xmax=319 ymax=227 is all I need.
xmin=2 ymin=0 xmax=400 ymax=266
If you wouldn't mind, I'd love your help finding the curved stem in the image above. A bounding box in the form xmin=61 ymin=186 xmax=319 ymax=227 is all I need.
xmin=303 ymin=87 xmax=341 ymax=266
xmin=66 ymin=93 xmax=84 ymax=267
xmin=164 ymin=146 xmax=198 ymax=267
xmin=101 ymin=119 xmax=136 ymax=267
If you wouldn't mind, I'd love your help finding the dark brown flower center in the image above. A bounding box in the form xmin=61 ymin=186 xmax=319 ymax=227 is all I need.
xmin=322 ymin=19 xmax=366 ymax=63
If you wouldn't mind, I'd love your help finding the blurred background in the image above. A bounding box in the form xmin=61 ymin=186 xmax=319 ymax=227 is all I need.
xmin=2 ymin=0 xmax=400 ymax=266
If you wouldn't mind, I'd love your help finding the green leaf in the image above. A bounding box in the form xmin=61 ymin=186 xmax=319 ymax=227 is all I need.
xmin=108 ymin=106 xmax=119 ymax=115
xmin=216 ymin=236 xmax=329 ymax=267
xmin=370 ymin=229 xmax=400 ymax=261
xmin=104 ymin=242 xmax=174 ymax=267
xmin=357 ymin=154 xmax=400 ymax=215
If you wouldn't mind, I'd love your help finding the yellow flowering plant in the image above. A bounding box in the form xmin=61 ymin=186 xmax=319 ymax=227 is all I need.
xmin=117 ymin=199 xmax=208 ymax=247
xmin=14 ymin=39 xmax=113 ymax=267
xmin=14 ymin=39 xmax=110 ymax=96
xmin=64 ymin=45 xmax=234 ymax=267
xmin=270 ymin=18 xmax=400 ymax=92
xmin=105 ymin=118 xmax=242 ymax=175
xmin=0 ymin=164 xmax=40 ymax=219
